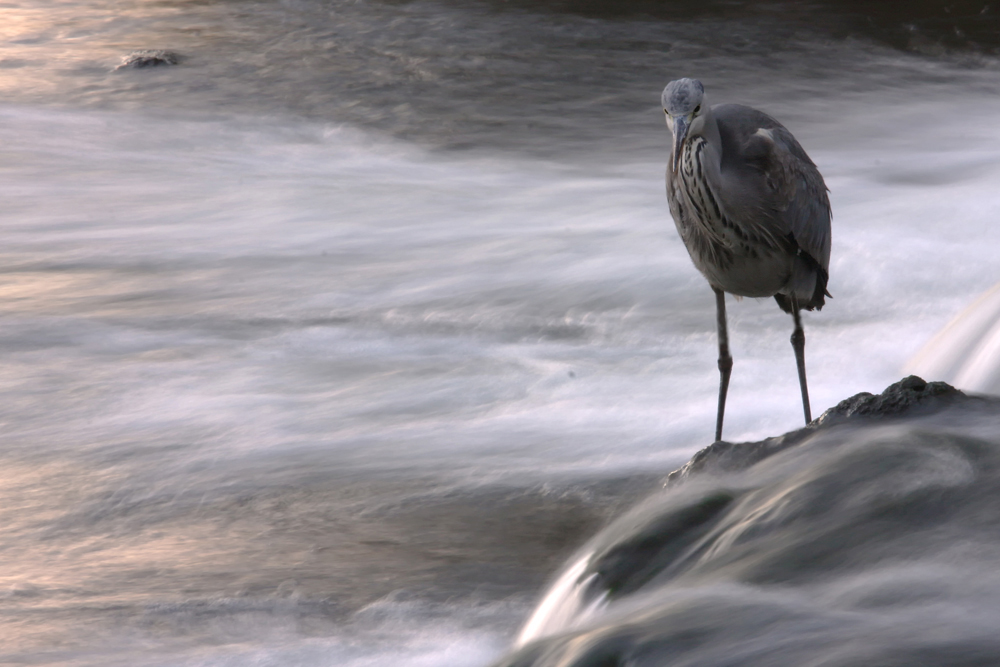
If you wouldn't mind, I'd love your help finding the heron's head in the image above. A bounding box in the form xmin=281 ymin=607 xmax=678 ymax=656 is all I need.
xmin=662 ymin=78 xmax=706 ymax=174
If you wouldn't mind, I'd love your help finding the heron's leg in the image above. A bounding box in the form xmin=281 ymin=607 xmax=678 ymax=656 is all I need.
xmin=713 ymin=287 xmax=733 ymax=442
xmin=790 ymin=307 xmax=812 ymax=424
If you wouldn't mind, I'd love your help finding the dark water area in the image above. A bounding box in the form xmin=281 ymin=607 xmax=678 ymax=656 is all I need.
xmin=485 ymin=0 xmax=1000 ymax=55
xmin=0 ymin=454 xmax=660 ymax=660
xmin=3 ymin=0 xmax=998 ymax=159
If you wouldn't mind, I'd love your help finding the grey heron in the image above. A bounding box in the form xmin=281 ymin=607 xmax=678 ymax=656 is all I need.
xmin=662 ymin=78 xmax=831 ymax=442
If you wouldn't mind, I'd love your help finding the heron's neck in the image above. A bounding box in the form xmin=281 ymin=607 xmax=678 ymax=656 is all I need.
xmin=692 ymin=111 xmax=723 ymax=186
xmin=697 ymin=110 xmax=723 ymax=159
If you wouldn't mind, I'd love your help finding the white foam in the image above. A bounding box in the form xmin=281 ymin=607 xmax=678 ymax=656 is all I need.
xmin=2 ymin=94 xmax=999 ymax=483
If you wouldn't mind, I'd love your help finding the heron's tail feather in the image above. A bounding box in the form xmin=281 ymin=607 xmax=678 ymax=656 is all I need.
xmin=774 ymin=255 xmax=829 ymax=313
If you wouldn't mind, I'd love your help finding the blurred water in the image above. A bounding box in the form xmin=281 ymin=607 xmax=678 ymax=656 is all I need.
xmin=1 ymin=0 xmax=999 ymax=664
xmin=908 ymin=283 xmax=1000 ymax=394
xmin=499 ymin=406 xmax=1000 ymax=666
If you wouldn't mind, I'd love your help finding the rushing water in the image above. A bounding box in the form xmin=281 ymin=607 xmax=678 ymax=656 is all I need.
xmin=1 ymin=1 xmax=1000 ymax=664
xmin=499 ymin=395 xmax=1000 ymax=666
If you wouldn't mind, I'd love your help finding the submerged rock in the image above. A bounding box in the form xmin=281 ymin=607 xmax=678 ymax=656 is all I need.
xmin=495 ymin=378 xmax=1000 ymax=667
xmin=115 ymin=50 xmax=182 ymax=70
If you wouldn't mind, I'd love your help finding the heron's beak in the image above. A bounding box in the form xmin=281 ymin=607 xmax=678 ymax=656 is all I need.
xmin=671 ymin=114 xmax=689 ymax=175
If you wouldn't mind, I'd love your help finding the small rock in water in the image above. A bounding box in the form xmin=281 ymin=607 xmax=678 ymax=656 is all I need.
xmin=115 ymin=50 xmax=181 ymax=70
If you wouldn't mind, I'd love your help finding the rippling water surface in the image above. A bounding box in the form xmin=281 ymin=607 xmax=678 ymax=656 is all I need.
xmin=1 ymin=1 xmax=1000 ymax=664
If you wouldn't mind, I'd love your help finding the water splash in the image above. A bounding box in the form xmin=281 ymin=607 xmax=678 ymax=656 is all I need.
xmin=908 ymin=283 xmax=1000 ymax=395
xmin=515 ymin=557 xmax=608 ymax=647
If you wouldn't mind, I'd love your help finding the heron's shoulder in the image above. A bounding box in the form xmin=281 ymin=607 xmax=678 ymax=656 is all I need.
xmin=710 ymin=103 xmax=784 ymax=133
xmin=712 ymin=104 xmax=814 ymax=168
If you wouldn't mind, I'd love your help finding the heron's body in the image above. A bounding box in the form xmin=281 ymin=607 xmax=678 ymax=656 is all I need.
xmin=662 ymin=80 xmax=831 ymax=440
xmin=667 ymin=103 xmax=830 ymax=308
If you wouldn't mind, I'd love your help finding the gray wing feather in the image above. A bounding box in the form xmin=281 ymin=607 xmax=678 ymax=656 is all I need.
xmin=713 ymin=104 xmax=831 ymax=273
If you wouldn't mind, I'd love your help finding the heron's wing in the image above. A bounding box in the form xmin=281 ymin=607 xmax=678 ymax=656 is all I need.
xmin=751 ymin=126 xmax=832 ymax=271
xmin=714 ymin=105 xmax=832 ymax=272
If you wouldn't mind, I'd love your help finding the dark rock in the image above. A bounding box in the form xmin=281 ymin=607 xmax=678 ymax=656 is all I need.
xmin=815 ymin=375 xmax=962 ymax=424
xmin=665 ymin=376 xmax=980 ymax=486
xmin=115 ymin=50 xmax=182 ymax=70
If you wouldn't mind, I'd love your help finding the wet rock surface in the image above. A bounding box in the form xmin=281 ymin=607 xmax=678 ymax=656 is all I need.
xmin=666 ymin=376 xmax=988 ymax=485
xmin=115 ymin=50 xmax=181 ymax=70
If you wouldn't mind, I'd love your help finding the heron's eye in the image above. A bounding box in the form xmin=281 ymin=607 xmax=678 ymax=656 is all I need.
xmin=694 ymin=105 xmax=701 ymax=114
